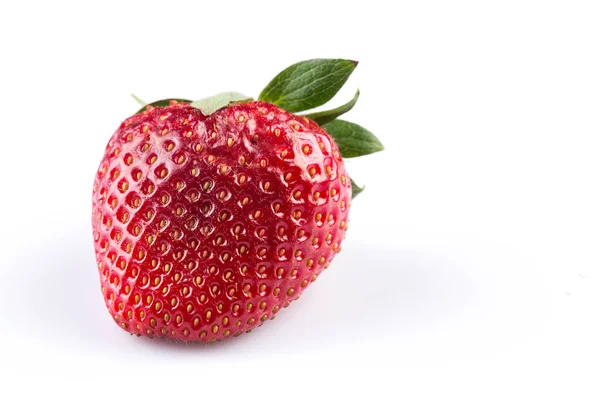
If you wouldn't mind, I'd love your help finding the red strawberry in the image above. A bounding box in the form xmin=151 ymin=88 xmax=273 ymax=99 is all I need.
xmin=92 ymin=59 xmax=383 ymax=341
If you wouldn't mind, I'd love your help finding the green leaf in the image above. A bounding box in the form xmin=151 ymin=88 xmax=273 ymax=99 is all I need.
xmin=304 ymin=89 xmax=360 ymax=125
xmin=191 ymin=92 xmax=253 ymax=115
xmin=131 ymin=94 xmax=147 ymax=107
xmin=350 ymin=178 xmax=364 ymax=198
xmin=322 ymin=119 xmax=384 ymax=158
xmin=136 ymin=98 xmax=192 ymax=114
xmin=258 ymin=59 xmax=358 ymax=113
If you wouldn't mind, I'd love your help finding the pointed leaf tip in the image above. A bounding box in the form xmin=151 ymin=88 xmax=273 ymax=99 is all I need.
xmin=191 ymin=92 xmax=253 ymax=115
xmin=304 ymin=89 xmax=360 ymax=125
xmin=131 ymin=94 xmax=147 ymax=107
xmin=258 ymin=59 xmax=358 ymax=113
xmin=322 ymin=119 xmax=384 ymax=158
xmin=350 ymin=178 xmax=364 ymax=198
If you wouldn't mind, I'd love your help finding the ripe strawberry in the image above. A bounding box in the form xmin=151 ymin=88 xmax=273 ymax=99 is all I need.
xmin=92 ymin=59 xmax=383 ymax=341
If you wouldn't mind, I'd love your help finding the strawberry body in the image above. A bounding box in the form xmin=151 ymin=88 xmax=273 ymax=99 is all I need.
xmin=92 ymin=101 xmax=351 ymax=341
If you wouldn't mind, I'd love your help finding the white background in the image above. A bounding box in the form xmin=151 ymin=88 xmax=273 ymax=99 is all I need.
xmin=1 ymin=0 xmax=599 ymax=398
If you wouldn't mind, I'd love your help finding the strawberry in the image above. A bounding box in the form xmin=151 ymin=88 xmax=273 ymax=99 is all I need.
xmin=92 ymin=59 xmax=383 ymax=341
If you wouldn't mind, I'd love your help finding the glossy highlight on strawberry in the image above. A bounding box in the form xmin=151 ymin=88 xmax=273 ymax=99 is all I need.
xmin=92 ymin=101 xmax=352 ymax=341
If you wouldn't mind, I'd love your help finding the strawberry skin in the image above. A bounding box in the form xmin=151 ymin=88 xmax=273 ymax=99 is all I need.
xmin=92 ymin=101 xmax=352 ymax=341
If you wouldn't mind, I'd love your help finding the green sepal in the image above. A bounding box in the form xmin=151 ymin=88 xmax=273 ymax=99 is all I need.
xmin=322 ymin=119 xmax=384 ymax=158
xmin=191 ymin=92 xmax=253 ymax=115
xmin=131 ymin=94 xmax=147 ymax=107
xmin=304 ymin=89 xmax=360 ymax=125
xmin=258 ymin=59 xmax=358 ymax=113
xmin=350 ymin=178 xmax=364 ymax=198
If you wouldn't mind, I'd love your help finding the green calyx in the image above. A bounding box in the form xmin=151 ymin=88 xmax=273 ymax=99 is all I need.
xmin=191 ymin=92 xmax=253 ymax=115
xmin=134 ymin=93 xmax=252 ymax=116
xmin=304 ymin=89 xmax=360 ymax=125
xmin=350 ymin=178 xmax=364 ymax=197
xmin=321 ymin=119 xmax=383 ymax=158
xmin=131 ymin=58 xmax=383 ymax=198
xmin=258 ymin=59 xmax=358 ymax=113
xmin=259 ymin=58 xmax=384 ymax=198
